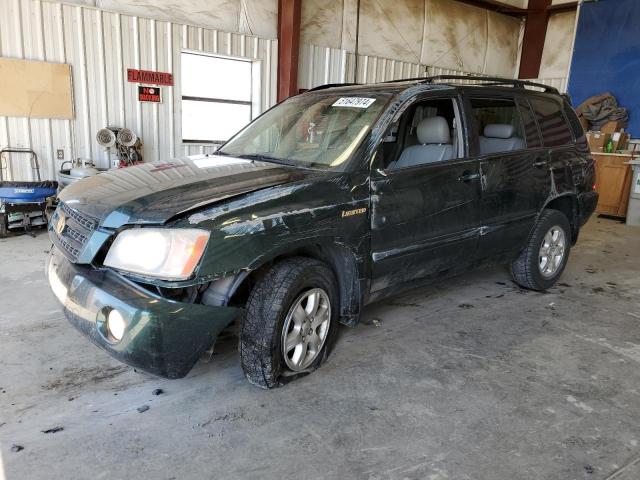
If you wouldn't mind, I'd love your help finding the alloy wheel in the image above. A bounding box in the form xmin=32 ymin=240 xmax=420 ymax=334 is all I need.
xmin=281 ymin=288 xmax=331 ymax=371
xmin=538 ymin=225 xmax=566 ymax=278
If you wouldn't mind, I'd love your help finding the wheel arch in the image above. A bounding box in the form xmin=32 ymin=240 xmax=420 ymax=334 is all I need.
xmin=218 ymin=241 xmax=363 ymax=326
xmin=542 ymin=193 xmax=579 ymax=244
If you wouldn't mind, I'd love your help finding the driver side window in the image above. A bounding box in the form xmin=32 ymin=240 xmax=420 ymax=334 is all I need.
xmin=382 ymin=98 xmax=463 ymax=170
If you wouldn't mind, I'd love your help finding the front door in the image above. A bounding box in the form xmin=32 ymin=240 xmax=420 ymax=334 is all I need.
xmin=369 ymin=96 xmax=481 ymax=292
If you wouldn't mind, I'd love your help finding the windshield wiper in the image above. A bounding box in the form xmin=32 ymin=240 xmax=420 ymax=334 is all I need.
xmin=234 ymin=154 xmax=299 ymax=167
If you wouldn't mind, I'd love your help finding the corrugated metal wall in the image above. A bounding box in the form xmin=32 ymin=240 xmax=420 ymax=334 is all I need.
xmin=298 ymin=44 xmax=426 ymax=89
xmin=298 ymin=44 xmax=485 ymax=91
xmin=0 ymin=0 xmax=278 ymax=182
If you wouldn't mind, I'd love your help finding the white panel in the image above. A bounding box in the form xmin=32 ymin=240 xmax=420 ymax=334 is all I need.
xmin=0 ymin=0 xmax=278 ymax=181
xmin=497 ymin=0 xmax=527 ymax=7
xmin=301 ymin=0 xmax=356 ymax=52
xmin=43 ymin=0 xmax=278 ymax=39
xmin=485 ymin=12 xmax=523 ymax=78
xmin=539 ymin=11 xmax=576 ymax=79
xmin=300 ymin=0 xmax=521 ymax=81
xmin=359 ymin=0 xmax=424 ymax=65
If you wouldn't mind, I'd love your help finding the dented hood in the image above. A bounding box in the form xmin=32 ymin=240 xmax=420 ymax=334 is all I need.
xmin=58 ymin=155 xmax=308 ymax=228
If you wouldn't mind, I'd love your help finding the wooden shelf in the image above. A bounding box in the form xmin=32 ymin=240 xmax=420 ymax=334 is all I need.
xmin=593 ymin=153 xmax=632 ymax=218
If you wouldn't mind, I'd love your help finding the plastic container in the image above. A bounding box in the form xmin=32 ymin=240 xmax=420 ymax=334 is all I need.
xmin=626 ymin=159 xmax=640 ymax=226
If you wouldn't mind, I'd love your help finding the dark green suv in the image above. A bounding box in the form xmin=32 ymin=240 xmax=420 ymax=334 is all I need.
xmin=46 ymin=76 xmax=598 ymax=388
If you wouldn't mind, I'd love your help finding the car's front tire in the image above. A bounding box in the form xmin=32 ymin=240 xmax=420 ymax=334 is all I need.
xmin=511 ymin=209 xmax=571 ymax=291
xmin=240 ymin=257 xmax=338 ymax=389
xmin=0 ymin=213 xmax=8 ymax=238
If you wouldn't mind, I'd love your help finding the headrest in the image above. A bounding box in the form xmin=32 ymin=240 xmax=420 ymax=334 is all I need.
xmin=483 ymin=124 xmax=515 ymax=139
xmin=417 ymin=116 xmax=450 ymax=145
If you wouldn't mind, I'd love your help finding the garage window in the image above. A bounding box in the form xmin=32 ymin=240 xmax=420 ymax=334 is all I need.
xmin=181 ymin=52 xmax=253 ymax=144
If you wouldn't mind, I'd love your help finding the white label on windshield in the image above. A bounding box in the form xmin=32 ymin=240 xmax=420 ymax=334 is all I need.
xmin=332 ymin=97 xmax=376 ymax=109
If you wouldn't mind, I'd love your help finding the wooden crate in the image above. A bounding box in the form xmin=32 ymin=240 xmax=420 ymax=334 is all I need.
xmin=593 ymin=153 xmax=633 ymax=218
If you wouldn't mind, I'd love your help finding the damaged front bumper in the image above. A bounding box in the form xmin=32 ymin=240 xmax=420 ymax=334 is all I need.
xmin=46 ymin=247 xmax=240 ymax=379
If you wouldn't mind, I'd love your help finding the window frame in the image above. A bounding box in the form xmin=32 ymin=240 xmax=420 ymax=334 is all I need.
xmin=180 ymin=51 xmax=260 ymax=145
xmin=515 ymin=95 xmax=544 ymax=150
xmin=526 ymin=94 xmax=575 ymax=148
xmin=378 ymin=93 xmax=469 ymax=173
xmin=467 ymin=93 xmax=529 ymax=156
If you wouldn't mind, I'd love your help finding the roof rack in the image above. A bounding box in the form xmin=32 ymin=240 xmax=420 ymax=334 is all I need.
xmin=304 ymin=76 xmax=559 ymax=95
xmin=383 ymin=75 xmax=559 ymax=94
xmin=306 ymin=83 xmax=361 ymax=92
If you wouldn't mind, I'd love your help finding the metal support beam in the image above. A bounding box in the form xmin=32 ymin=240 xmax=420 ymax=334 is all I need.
xmin=547 ymin=1 xmax=579 ymax=14
xmin=454 ymin=0 xmax=527 ymax=17
xmin=277 ymin=0 xmax=301 ymax=102
xmin=518 ymin=0 xmax=553 ymax=79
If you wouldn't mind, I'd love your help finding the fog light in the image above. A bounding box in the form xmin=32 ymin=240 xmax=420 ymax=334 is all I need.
xmin=106 ymin=309 xmax=126 ymax=342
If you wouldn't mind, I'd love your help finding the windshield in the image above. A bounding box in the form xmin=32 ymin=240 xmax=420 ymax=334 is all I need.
xmin=219 ymin=92 xmax=391 ymax=170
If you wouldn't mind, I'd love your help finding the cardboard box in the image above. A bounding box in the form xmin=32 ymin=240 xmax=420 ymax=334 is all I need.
xmin=611 ymin=131 xmax=630 ymax=151
xmin=600 ymin=120 xmax=625 ymax=134
xmin=587 ymin=131 xmax=611 ymax=152
xmin=587 ymin=131 xmax=630 ymax=153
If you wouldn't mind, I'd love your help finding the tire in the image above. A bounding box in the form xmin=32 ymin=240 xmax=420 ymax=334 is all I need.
xmin=511 ymin=209 xmax=571 ymax=291
xmin=0 ymin=213 xmax=8 ymax=238
xmin=240 ymin=257 xmax=339 ymax=389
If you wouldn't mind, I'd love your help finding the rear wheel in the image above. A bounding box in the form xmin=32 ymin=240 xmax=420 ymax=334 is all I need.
xmin=240 ymin=257 xmax=338 ymax=389
xmin=511 ymin=209 xmax=571 ymax=290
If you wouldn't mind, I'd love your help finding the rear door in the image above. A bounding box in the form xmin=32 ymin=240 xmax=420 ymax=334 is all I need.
xmin=468 ymin=93 xmax=550 ymax=260
xmin=528 ymin=95 xmax=579 ymax=198
xmin=369 ymin=94 xmax=481 ymax=292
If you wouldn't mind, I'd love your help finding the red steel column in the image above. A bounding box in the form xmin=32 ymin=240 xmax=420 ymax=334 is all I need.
xmin=518 ymin=0 xmax=552 ymax=79
xmin=277 ymin=0 xmax=301 ymax=102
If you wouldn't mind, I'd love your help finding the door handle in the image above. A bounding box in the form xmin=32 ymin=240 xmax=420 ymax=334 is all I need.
xmin=458 ymin=171 xmax=480 ymax=183
xmin=533 ymin=159 xmax=548 ymax=168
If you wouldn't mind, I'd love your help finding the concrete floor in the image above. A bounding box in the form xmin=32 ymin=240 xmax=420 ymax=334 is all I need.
xmin=1 ymin=217 xmax=640 ymax=480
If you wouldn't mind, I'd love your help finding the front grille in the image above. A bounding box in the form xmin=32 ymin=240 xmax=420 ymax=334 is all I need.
xmin=51 ymin=202 xmax=98 ymax=262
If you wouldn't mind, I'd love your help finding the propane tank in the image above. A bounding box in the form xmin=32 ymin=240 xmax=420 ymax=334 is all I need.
xmin=70 ymin=159 xmax=100 ymax=178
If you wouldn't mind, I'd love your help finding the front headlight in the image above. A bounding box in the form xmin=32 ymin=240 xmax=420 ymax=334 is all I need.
xmin=104 ymin=228 xmax=210 ymax=280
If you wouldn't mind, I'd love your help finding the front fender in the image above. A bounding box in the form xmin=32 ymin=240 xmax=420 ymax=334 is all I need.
xmin=180 ymin=173 xmax=372 ymax=281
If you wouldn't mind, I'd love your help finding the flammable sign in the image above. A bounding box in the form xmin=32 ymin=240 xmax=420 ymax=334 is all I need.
xmin=138 ymin=86 xmax=161 ymax=103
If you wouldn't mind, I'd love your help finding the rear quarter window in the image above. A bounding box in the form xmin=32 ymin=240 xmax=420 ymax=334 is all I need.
xmin=562 ymin=101 xmax=586 ymax=138
xmin=516 ymin=98 xmax=543 ymax=148
xmin=529 ymin=96 xmax=574 ymax=147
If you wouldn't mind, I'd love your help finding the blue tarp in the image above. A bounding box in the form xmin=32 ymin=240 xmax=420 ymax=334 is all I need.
xmin=568 ymin=0 xmax=640 ymax=136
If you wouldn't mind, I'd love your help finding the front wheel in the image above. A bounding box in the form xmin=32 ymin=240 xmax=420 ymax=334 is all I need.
xmin=240 ymin=257 xmax=338 ymax=389
xmin=0 ymin=213 xmax=8 ymax=238
xmin=511 ymin=209 xmax=571 ymax=290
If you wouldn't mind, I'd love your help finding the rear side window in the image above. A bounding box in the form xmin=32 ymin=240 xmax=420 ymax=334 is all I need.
xmin=563 ymin=101 xmax=586 ymax=138
xmin=529 ymin=96 xmax=573 ymax=147
xmin=470 ymin=98 xmax=526 ymax=155
xmin=516 ymin=99 xmax=543 ymax=148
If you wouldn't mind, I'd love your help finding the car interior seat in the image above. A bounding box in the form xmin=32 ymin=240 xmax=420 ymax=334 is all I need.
xmin=478 ymin=124 xmax=525 ymax=155
xmin=391 ymin=116 xmax=454 ymax=169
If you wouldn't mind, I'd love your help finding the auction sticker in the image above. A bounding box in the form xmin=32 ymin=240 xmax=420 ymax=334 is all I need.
xmin=332 ymin=97 xmax=376 ymax=108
